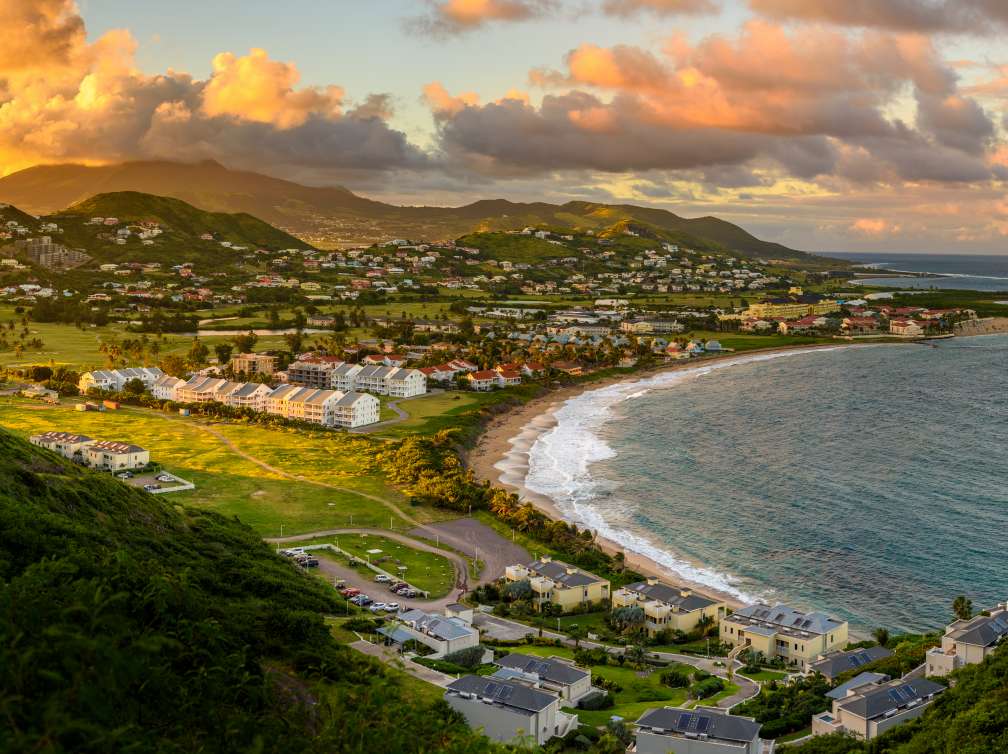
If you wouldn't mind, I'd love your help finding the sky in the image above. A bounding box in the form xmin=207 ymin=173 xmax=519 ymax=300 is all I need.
xmin=3 ymin=1 xmax=1008 ymax=253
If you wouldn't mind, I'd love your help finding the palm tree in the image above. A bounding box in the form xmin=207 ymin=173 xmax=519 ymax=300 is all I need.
xmin=953 ymin=595 xmax=973 ymax=621
xmin=567 ymin=625 xmax=587 ymax=649
xmin=872 ymin=627 xmax=890 ymax=647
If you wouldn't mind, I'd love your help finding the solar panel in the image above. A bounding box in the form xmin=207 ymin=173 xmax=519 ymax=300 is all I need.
xmin=496 ymin=686 xmax=512 ymax=700
xmin=483 ymin=683 xmax=499 ymax=697
xmin=696 ymin=717 xmax=711 ymax=734
xmin=675 ymin=713 xmax=696 ymax=732
xmin=523 ymin=660 xmax=538 ymax=673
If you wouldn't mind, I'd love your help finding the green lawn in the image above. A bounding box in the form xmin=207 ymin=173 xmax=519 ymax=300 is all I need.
xmin=0 ymin=399 xmax=411 ymax=536
xmin=378 ymin=391 xmax=507 ymax=438
xmin=291 ymin=533 xmax=457 ymax=598
xmin=694 ymin=681 xmax=740 ymax=707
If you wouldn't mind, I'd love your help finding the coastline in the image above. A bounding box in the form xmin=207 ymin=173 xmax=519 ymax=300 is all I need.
xmin=466 ymin=343 xmax=860 ymax=612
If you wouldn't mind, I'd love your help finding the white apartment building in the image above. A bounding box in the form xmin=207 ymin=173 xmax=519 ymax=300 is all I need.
xmin=78 ymin=367 xmax=164 ymax=394
xmin=352 ymin=365 xmax=426 ymax=397
xmin=151 ymin=375 xmax=186 ymax=401
xmin=330 ymin=363 xmax=364 ymax=391
xmin=264 ymin=385 xmax=378 ymax=428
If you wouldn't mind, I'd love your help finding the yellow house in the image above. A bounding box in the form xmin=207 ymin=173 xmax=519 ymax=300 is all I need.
xmin=925 ymin=604 xmax=1008 ymax=677
xmin=612 ymin=578 xmax=726 ymax=636
xmin=505 ymin=556 xmax=610 ymax=613
xmin=720 ymin=603 xmax=849 ymax=670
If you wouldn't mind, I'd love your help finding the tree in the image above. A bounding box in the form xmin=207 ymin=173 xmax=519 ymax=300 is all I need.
xmin=953 ymin=595 xmax=973 ymax=621
xmin=123 ymin=378 xmax=145 ymax=395
xmin=568 ymin=624 xmax=587 ymax=649
xmin=187 ymin=338 xmax=209 ymax=369
xmin=232 ymin=331 xmax=258 ymax=354
xmin=872 ymin=627 xmax=890 ymax=647
xmin=214 ymin=343 xmax=233 ymax=366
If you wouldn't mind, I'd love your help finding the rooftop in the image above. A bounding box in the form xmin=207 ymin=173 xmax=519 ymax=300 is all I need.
xmin=730 ymin=603 xmax=845 ymax=638
xmin=836 ymin=678 xmax=944 ymax=720
xmin=811 ymin=646 xmax=893 ymax=678
xmin=620 ymin=580 xmax=718 ymax=612
xmin=946 ymin=610 xmax=1008 ymax=648
xmin=446 ymin=675 xmax=557 ymax=714
xmin=826 ymin=672 xmax=891 ymax=700
xmin=635 ymin=707 xmax=760 ymax=744
xmin=495 ymin=653 xmax=590 ymax=687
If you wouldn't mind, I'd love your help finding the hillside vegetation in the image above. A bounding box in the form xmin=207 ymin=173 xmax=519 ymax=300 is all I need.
xmin=0 ymin=428 xmax=499 ymax=753
xmin=0 ymin=160 xmax=829 ymax=262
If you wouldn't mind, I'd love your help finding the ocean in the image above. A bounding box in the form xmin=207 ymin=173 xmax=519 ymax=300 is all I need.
xmin=524 ymin=338 xmax=1008 ymax=633
xmin=825 ymin=252 xmax=1008 ymax=292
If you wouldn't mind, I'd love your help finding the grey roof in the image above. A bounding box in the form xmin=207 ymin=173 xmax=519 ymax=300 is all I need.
xmin=733 ymin=603 xmax=844 ymax=636
xmin=446 ymin=675 xmax=557 ymax=713
xmin=826 ymin=672 xmax=890 ymax=700
xmin=496 ymin=653 xmax=590 ymax=686
xmin=635 ymin=708 xmax=761 ymax=743
xmin=525 ymin=558 xmax=605 ymax=588
xmin=949 ymin=612 xmax=1008 ymax=648
xmin=377 ymin=625 xmax=414 ymax=644
xmin=232 ymin=382 xmax=268 ymax=398
xmin=34 ymin=431 xmax=92 ymax=443
xmin=398 ymin=609 xmax=476 ymax=641
xmin=623 ymin=581 xmax=717 ymax=612
xmin=837 ymin=678 xmax=944 ymax=720
xmin=334 ymin=391 xmax=373 ymax=406
xmin=810 ymin=646 xmax=893 ymax=678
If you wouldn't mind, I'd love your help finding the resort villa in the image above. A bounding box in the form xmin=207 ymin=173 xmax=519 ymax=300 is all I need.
xmin=505 ymin=556 xmax=610 ymax=613
xmin=812 ymin=677 xmax=945 ymax=740
xmin=632 ymin=707 xmax=763 ymax=754
xmin=720 ymin=603 xmax=849 ymax=670
xmin=380 ymin=608 xmax=485 ymax=660
xmin=926 ymin=604 xmax=1008 ymax=677
xmin=809 ymin=646 xmax=893 ymax=681
xmin=264 ymin=385 xmax=379 ymax=428
xmin=444 ymin=675 xmax=578 ymax=746
xmin=493 ymin=654 xmax=593 ymax=704
xmin=612 ymin=578 xmax=726 ymax=636
xmin=287 ymin=359 xmax=428 ymax=398
xmin=78 ymin=367 xmax=164 ymax=394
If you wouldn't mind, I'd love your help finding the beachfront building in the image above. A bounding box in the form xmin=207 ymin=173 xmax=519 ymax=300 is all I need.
xmin=925 ymin=604 xmax=1008 ymax=677
xmin=443 ymin=675 xmax=578 ymax=746
xmin=493 ymin=654 xmax=593 ymax=704
xmin=352 ymin=365 xmax=426 ymax=397
xmin=633 ymin=707 xmax=763 ymax=754
xmin=468 ymin=370 xmax=500 ymax=391
xmin=812 ymin=677 xmax=945 ymax=740
xmin=612 ymin=578 xmax=726 ymax=636
xmin=745 ymin=292 xmax=839 ymax=320
xmin=720 ymin=603 xmax=849 ymax=670
xmin=505 ymin=556 xmax=610 ymax=613
xmin=78 ymin=367 xmax=164 ymax=394
xmin=286 ymin=357 xmax=345 ymax=389
xmin=229 ymin=352 xmax=277 ymax=376
xmin=330 ymin=363 xmax=364 ymax=391
xmin=176 ymin=377 xmax=232 ymax=404
xmin=809 ymin=646 xmax=893 ymax=681
xmin=264 ymin=385 xmax=378 ymax=428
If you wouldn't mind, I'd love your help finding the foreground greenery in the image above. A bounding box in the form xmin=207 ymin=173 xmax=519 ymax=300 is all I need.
xmin=0 ymin=428 xmax=502 ymax=752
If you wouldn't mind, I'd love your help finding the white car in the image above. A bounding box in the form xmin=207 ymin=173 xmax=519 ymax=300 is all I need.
xmin=384 ymin=602 xmax=399 ymax=612
xmin=369 ymin=603 xmax=387 ymax=613
xmin=374 ymin=574 xmax=390 ymax=583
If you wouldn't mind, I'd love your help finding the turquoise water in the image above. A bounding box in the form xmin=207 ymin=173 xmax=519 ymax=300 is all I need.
xmin=525 ymin=338 xmax=1008 ymax=632
xmin=826 ymin=252 xmax=1008 ymax=292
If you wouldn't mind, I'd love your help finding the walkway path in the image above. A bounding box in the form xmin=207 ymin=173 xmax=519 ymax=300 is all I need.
xmin=350 ymin=640 xmax=456 ymax=687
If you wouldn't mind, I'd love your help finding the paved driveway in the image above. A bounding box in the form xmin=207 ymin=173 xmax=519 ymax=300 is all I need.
xmin=409 ymin=518 xmax=529 ymax=583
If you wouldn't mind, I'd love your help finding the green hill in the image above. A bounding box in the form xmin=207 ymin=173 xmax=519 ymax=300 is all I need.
xmin=0 ymin=428 xmax=500 ymax=752
xmin=0 ymin=161 xmax=839 ymax=265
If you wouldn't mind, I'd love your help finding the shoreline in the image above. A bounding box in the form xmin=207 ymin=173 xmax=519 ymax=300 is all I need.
xmin=466 ymin=343 xmax=865 ymax=612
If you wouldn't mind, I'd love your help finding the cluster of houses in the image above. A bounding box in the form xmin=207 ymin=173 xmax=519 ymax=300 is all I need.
xmin=285 ymin=355 xmax=427 ymax=398
xmin=29 ymin=430 xmax=150 ymax=471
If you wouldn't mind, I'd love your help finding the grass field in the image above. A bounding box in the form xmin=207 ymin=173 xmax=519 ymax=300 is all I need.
xmin=0 ymin=398 xmax=417 ymax=536
xmin=288 ymin=533 xmax=456 ymax=598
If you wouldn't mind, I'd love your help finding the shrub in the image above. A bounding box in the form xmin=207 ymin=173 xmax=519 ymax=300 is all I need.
xmin=577 ymin=691 xmax=614 ymax=711
xmin=660 ymin=667 xmax=692 ymax=688
xmin=443 ymin=645 xmax=487 ymax=670
xmin=690 ymin=677 xmax=725 ymax=699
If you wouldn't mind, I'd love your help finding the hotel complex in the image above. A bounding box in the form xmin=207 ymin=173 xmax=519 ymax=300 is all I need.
xmin=720 ymin=603 xmax=849 ymax=669
xmin=612 ymin=577 xmax=726 ymax=636
xmin=505 ymin=556 xmax=610 ymax=613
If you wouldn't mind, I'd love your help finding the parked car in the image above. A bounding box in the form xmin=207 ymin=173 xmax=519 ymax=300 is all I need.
xmin=384 ymin=603 xmax=399 ymax=612
xmin=369 ymin=603 xmax=387 ymax=613
xmin=143 ymin=484 xmax=160 ymax=492
xmin=374 ymin=574 xmax=390 ymax=583
xmin=340 ymin=588 xmax=360 ymax=598
xmin=155 ymin=474 xmax=173 ymax=483
xmin=389 ymin=582 xmax=405 ymax=592
xmin=116 ymin=471 xmax=133 ymax=479
xmin=403 ymin=589 xmax=418 ymax=598
xmin=302 ymin=558 xmax=319 ymax=568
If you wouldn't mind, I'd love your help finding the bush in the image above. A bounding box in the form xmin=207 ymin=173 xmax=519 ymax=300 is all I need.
xmin=660 ymin=667 xmax=692 ymax=688
xmin=691 ymin=677 xmax=726 ymax=699
xmin=343 ymin=617 xmax=384 ymax=632
xmin=443 ymin=645 xmax=487 ymax=670
xmin=577 ymin=691 xmax=614 ymax=711
xmin=575 ymin=647 xmax=610 ymax=667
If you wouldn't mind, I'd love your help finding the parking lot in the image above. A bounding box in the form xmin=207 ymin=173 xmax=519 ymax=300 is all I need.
xmin=122 ymin=470 xmax=196 ymax=494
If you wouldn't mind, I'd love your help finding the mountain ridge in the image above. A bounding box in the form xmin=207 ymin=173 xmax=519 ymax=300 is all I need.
xmin=0 ymin=160 xmax=828 ymax=263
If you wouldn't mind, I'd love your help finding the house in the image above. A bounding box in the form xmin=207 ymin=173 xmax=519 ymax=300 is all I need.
xmin=493 ymin=653 xmax=593 ymax=704
xmin=353 ymin=365 xmax=427 ymax=397
xmin=83 ymin=440 xmax=150 ymax=471
xmin=825 ymin=672 xmax=891 ymax=701
xmin=78 ymin=367 xmax=164 ymax=394
xmin=812 ymin=677 xmax=945 ymax=740
xmin=612 ymin=578 xmax=726 ymax=636
xmin=225 ymin=382 xmax=274 ymax=412
xmin=330 ymin=391 xmax=380 ymax=428
xmin=842 ymin=317 xmax=879 ymax=335
xmin=29 ymin=431 xmax=93 ymax=460
xmin=287 ymin=357 xmax=344 ymax=389
xmin=383 ymin=608 xmax=484 ymax=659
xmin=522 ymin=362 xmax=546 ymax=377
xmin=176 ymin=377 xmax=231 ymax=404
xmin=443 ymin=675 xmax=577 ymax=746
xmin=890 ymin=319 xmax=924 ymax=337
xmin=505 ymin=556 xmax=610 ymax=613
xmin=468 ymin=370 xmax=499 ymax=391
xmin=809 ymin=646 xmax=893 ymax=681
xmin=264 ymin=385 xmax=378 ymax=428
xmin=550 ymin=360 xmax=584 ymax=376
xmin=330 ymin=362 xmax=364 ymax=391
xmin=151 ymin=375 xmax=186 ymax=401
xmin=229 ymin=352 xmax=277 ymax=376
xmin=495 ymin=369 xmax=522 ymax=387
xmin=633 ymin=707 xmax=763 ymax=754
xmin=449 ymin=358 xmax=479 ymax=372
xmin=720 ymin=603 xmax=849 ymax=670
xmin=926 ymin=604 xmax=1008 ymax=677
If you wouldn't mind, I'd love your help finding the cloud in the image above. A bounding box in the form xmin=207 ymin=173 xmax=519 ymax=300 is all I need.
xmin=202 ymin=49 xmax=344 ymax=128
xmin=601 ymin=0 xmax=718 ymax=17
xmin=409 ymin=0 xmax=555 ymax=35
xmin=748 ymin=0 xmax=1008 ymax=34
xmin=851 ymin=218 xmax=900 ymax=235
xmin=0 ymin=1 xmax=426 ymax=178
xmin=429 ymin=21 xmax=1001 ymax=187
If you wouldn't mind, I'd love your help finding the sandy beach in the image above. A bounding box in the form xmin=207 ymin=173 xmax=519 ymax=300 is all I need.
xmin=466 ymin=344 xmax=863 ymax=611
